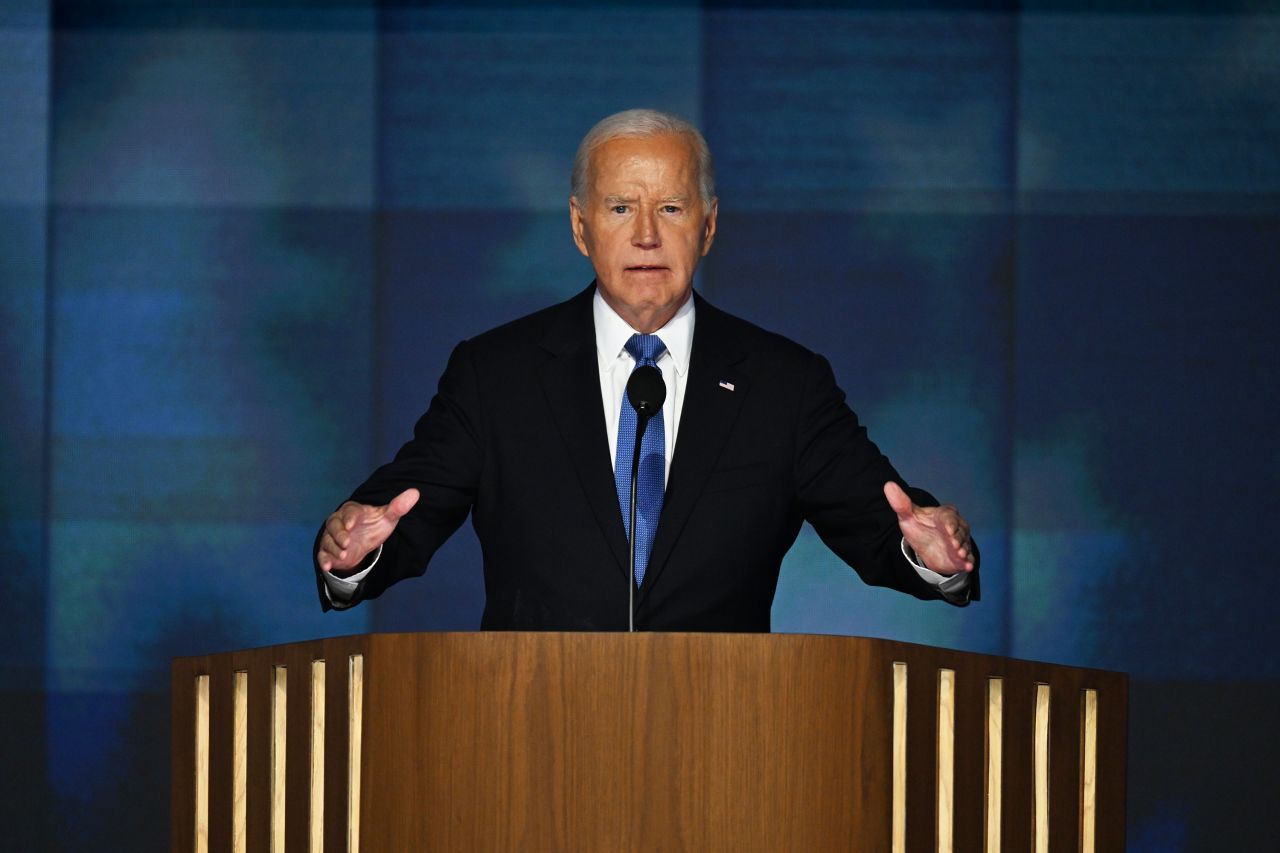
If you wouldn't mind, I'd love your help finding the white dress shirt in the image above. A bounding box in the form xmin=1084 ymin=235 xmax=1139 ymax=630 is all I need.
xmin=594 ymin=287 xmax=693 ymax=483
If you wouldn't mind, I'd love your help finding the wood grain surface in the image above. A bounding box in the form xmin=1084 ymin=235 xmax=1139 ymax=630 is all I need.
xmin=171 ymin=632 xmax=1128 ymax=852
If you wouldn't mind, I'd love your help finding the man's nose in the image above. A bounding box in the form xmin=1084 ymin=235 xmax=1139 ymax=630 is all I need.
xmin=631 ymin=209 xmax=661 ymax=249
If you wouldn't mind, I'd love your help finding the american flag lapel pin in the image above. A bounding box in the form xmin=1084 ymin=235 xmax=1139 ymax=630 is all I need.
xmin=718 ymin=380 xmax=735 ymax=391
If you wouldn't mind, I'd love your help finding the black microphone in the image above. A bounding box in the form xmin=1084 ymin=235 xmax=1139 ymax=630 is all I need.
xmin=627 ymin=364 xmax=666 ymax=419
xmin=625 ymin=365 xmax=666 ymax=632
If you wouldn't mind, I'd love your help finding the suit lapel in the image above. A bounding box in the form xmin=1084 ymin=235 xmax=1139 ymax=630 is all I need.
xmin=538 ymin=286 xmax=631 ymax=577
xmin=638 ymin=296 xmax=749 ymax=603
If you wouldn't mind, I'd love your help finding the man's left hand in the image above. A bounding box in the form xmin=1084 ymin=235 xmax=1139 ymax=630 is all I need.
xmin=883 ymin=481 xmax=975 ymax=576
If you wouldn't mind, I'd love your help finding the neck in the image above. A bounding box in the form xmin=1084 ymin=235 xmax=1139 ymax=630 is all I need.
xmin=601 ymin=289 xmax=691 ymax=335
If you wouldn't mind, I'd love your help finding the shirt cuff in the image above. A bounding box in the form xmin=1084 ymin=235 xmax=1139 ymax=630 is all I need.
xmin=901 ymin=537 xmax=971 ymax=602
xmin=321 ymin=544 xmax=382 ymax=607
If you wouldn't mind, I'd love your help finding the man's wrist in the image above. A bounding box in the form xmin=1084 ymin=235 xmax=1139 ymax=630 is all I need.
xmin=902 ymin=537 xmax=971 ymax=602
xmin=321 ymin=544 xmax=383 ymax=608
xmin=901 ymin=538 xmax=932 ymax=573
xmin=330 ymin=547 xmax=380 ymax=579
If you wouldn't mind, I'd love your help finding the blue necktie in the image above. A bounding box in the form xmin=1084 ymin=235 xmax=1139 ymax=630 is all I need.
xmin=614 ymin=334 xmax=667 ymax=587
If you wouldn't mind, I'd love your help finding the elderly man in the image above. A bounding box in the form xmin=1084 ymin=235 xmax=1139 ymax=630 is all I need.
xmin=315 ymin=109 xmax=977 ymax=630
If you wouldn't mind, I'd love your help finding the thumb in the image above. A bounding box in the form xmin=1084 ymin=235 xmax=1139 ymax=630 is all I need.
xmin=883 ymin=481 xmax=915 ymax=521
xmin=383 ymin=488 xmax=420 ymax=523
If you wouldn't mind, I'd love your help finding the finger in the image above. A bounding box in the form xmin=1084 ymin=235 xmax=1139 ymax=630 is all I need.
xmin=321 ymin=531 xmax=350 ymax=562
xmin=317 ymin=534 xmax=341 ymax=571
xmin=936 ymin=510 xmax=967 ymax=546
xmin=882 ymin=481 xmax=915 ymax=521
xmin=319 ymin=531 xmax=339 ymax=557
xmin=323 ymin=516 xmax=351 ymax=549
xmin=338 ymin=501 xmax=364 ymax=530
xmin=325 ymin=513 xmax=346 ymax=538
xmin=383 ymin=488 xmax=421 ymax=524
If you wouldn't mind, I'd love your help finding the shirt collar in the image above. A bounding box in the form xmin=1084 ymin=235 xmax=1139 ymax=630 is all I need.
xmin=593 ymin=286 xmax=695 ymax=377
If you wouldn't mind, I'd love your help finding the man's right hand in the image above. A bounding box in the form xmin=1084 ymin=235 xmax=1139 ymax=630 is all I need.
xmin=317 ymin=488 xmax=420 ymax=574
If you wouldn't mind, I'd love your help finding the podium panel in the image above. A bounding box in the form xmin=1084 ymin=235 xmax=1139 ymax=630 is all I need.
xmin=172 ymin=633 xmax=1127 ymax=851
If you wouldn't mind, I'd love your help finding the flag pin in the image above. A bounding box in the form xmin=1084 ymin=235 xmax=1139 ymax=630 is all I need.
xmin=718 ymin=380 xmax=735 ymax=391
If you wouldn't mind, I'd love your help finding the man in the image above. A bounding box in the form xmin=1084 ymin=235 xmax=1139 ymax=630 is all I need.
xmin=315 ymin=109 xmax=977 ymax=630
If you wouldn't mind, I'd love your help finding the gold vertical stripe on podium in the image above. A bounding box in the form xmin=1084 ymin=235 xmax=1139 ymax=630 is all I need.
xmin=985 ymin=678 xmax=1003 ymax=853
xmin=349 ymin=654 xmax=364 ymax=853
xmin=1080 ymin=689 xmax=1098 ymax=853
xmin=310 ymin=659 xmax=326 ymax=853
xmin=936 ymin=668 xmax=955 ymax=853
xmin=1033 ymin=683 xmax=1051 ymax=853
xmin=232 ymin=671 xmax=248 ymax=853
xmin=194 ymin=674 xmax=209 ymax=853
xmin=271 ymin=665 xmax=287 ymax=853
xmin=892 ymin=661 xmax=908 ymax=853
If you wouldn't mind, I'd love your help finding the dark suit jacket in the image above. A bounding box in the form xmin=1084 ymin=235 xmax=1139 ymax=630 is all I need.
xmin=315 ymin=283 xmax=978 ymax=630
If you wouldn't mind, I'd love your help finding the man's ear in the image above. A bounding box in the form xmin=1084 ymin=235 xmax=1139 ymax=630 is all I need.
xmin=569 ymin=197 xmax=590 ymax=258
xmin=700 ymin=198 xmax=719 ymax=257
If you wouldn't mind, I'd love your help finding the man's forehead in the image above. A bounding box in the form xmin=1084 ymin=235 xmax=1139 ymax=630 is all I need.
xmin=596 ymin=131 xmax=693 ymax=152
xmin=589 ymin=135 xmax=699 ymax=187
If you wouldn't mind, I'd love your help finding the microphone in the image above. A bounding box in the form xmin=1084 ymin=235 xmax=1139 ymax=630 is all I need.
xmin=627 ymin=364 xmax=667 ymax=418
xmin=625 ymin=365 xmax=666 ymax=632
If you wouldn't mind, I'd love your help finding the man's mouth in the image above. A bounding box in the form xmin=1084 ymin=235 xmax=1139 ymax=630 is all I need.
xmin=626 ymin=265 xmax=668 ymax=272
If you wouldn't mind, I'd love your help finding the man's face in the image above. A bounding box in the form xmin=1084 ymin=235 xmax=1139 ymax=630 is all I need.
xmin=570 ymin=133 xmax=717 ymax=333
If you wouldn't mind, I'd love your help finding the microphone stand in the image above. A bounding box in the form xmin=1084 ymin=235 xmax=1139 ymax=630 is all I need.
xmin=628 ymin=414 xmax=651 ymax=633
xmin=623 ymin=363 xmax=665 ymax=633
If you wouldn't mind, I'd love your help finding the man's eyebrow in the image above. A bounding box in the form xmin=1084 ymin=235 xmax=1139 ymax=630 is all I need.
xmin=601 ymin=195 xmax=690 ymax=204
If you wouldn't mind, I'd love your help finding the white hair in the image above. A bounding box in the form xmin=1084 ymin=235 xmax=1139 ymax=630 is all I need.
xmin=570 ymin=108 xmax=716 ymax=207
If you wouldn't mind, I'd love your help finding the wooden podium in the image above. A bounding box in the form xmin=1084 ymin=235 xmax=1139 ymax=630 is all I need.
xmin=171 ymin=633 xmax=1126 ymax=851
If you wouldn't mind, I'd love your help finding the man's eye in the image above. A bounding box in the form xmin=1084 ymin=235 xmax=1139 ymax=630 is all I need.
xmin=662 ymin=205 xmax=681 ymax=214
xmin=611 ymin=205 xmax=628 ymax=214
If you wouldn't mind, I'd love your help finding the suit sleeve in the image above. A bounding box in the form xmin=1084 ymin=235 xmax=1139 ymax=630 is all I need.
xmin=313 ymin=340 xmax=486 ymax=611
xmin=794 ymin=352 xmax=979 ymax=605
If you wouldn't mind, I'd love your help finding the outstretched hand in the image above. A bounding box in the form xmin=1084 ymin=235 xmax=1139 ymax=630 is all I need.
xmin=317 ymin=488 xmax=420 ymax=574
xmin=883 ymin=481 xmax=974 ymax=576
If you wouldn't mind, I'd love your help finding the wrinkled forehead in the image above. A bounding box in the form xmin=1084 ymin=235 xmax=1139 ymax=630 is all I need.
xmin=587 ymin=133 xmax=701 ymax=194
